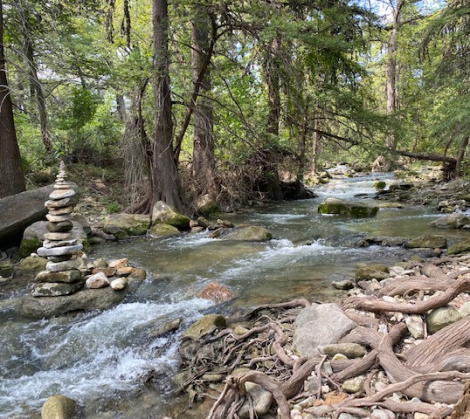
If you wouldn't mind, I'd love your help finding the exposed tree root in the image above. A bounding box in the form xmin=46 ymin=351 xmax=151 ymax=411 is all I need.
xmin=178 ymin=255 xmax=470 ymax=418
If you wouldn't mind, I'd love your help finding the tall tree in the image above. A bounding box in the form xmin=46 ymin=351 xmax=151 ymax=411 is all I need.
xmin=191 ymin=7 xmax=218 ymax=197
xmin=151 ymin=0 xmax=184 ymax=212
xmin=0 ymin=0 xmax=26 ymax=198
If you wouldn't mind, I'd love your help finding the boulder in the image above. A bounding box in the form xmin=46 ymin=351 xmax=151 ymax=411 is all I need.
xmin=152 ymin=201 xmax=190 ymax=230
xmin=149 ymin=223 xmax=181 ymax=238
xmin=448 ymin=238 xmax=470 ymax=256
xmin=293 ymin=303 xmax=357 ymax=357
xmin=19 ymin=286 xmax=129 ymax=318
xmin=0 ymin=184 xmax=54 ymax=245
xmin=41 ymin=394 xmax=77 ymax=419
xmin=429 ymin=213 xmax=470 ymax=229
xmin=183 ymin=314 xmax=226 ymax=340
xmin=196 ymin=194 xmax=221 ymax=216
xmin=19 ymin=221 xmax=87 ymax=258
xmin=405 ymin=235 xmax=447 ymax=249
xmin=103 ymin=213 xmax=151 ymax=240
xmin=318 ymin=198 xmax=379 ymax=217
xmin=224 ymin=226 xmax=272 ymax=242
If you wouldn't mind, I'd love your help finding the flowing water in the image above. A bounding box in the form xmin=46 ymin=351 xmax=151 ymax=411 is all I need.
xmin=1 ymin=171 xmax=468 ymax=418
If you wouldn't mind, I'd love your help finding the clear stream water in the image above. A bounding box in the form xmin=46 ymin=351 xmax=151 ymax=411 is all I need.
xmin=1 ymin=171 xmax=468 ymax=418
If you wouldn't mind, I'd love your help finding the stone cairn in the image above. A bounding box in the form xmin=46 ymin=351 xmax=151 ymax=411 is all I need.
xmin=33 ymin=162 xmax=84 ymax=297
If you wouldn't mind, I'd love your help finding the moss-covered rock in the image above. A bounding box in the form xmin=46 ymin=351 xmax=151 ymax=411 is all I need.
xmin=149 ymin=223 xmax=181 ymax=237
xmin=374 ymin=181 xmax=386 ymax=191
xmin=427 ymin=306 xmax=462 ymax=334
xmin=0 ymin=260 xmax=14 ymax=277
xmin=183 ymin=314 xmax=226 ymax=340
xmin=429 ymin=213 xmax=470 ymax=229
xmin=19 ymin=256 xmax=48 ymax=275
xmin=405 ymin=235 xmax=447 ymax=249
xmin=355 ymin=264 xmax=389 ymax=282
xmin=152 ymin=201 xmax=190 ymax=230
xmin=196 ymin=194 xmax=221 ymax=217
xmin=103 ymin=213 xmax=151 ymax=239
xmin=318 ymin=198 xmax=379 ymax=217
xmin=447 ymin=238 xmax=470 ymax=255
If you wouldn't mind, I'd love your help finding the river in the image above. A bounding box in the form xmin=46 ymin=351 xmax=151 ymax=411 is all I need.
xmin=0 ymin=171 xmax=467 ymax=418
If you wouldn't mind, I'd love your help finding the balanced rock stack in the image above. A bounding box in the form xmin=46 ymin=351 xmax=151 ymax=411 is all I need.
xmin=33 ymin=162 xmax=84 ymax=297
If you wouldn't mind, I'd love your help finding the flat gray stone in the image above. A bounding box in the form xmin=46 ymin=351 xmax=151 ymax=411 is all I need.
xmin=43 ymin=232 xmax=73 ymax=241
xmin=36 ymin=270 xmax=82 ymax=283
xmin=49 ymin=189 xmax=76 ymax=200
xmin=32 ymin=280 xmax=84 ymax=297
xmin=46 ymin=259 xmax=82 ymax=272
xmin=46 ymin=213 xmax=72 ymax=222
xmin=293 ymin=303 xmax=358 ymax=357
xmin=37 ymin=244 xmax=83 ymax=257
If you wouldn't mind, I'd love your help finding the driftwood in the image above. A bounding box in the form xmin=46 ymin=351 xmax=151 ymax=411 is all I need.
xmin=179 ymin=253 xmax=470 ymax=418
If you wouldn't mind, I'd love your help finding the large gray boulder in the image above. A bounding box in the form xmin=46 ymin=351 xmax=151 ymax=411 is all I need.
xmin=103 ymin=213 xmax=151 ymax=240
xmin=18 ymin=287 xmax=129 ymax=318
xmin=0 ymin=185 xmax=54 ymax=245
xmin=152 ymin=201 xmax=190 ymax=230
xmin=19 ymin=221 xmax=87 ymax=258
xmin=293 ymin=303 xmax=357 ymax=357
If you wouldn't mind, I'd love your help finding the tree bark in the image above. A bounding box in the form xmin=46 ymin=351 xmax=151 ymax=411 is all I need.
xmin=191 ymin=8 xmax=218 ymax=197
xmin=151 ymin=0 xmax=184 ymax=212
xmin=265 ymin=32 xmax=281 ymax=137
xmin=0 ymin=0 xmax=26 ymax=198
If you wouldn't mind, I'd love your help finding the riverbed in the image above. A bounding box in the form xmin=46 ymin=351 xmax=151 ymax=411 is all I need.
xmin=0 ymin=172 xmax=468 ymax=418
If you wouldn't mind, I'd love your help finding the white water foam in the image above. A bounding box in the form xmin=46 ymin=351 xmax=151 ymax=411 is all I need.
xmin=0 ymin=298 xmax=213 ymax=418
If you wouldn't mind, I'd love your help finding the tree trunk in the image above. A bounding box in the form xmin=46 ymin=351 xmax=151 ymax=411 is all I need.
xmin=191 ymin=8 xmax=217 ymax=197
xmin=455 ymin=137 xmax=468 ymax=178
xmin=265 ymin=32 xmax=281 ymax=137
xmin=151 ymin=0 xmax=184 ymax=212
xmin=0 ymin=0 xmax=26 ymax=198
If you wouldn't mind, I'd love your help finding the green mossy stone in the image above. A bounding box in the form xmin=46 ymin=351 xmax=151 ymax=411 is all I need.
xmin=0 ymin=260 xmax=14 ymax=277
xmin=374 ymin=181 xmax=386 ymax=190
xmin=405 ymin=235 xmax=447 ymax=249
xmin=18 ymin=237 xmax=43 ymax=258
xmin=183 ymin=314 xmax=226 ymax=340
xmin=19 ymin=256 xmax=48 ymax=275
xmin=150 ymin=223 xmax=181 ymax=237
xmin=447 ymin=238 xmax=470 ymax=255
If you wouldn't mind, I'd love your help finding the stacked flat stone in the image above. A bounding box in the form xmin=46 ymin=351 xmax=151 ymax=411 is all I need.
xmin=33 ymin=162 xmax=84 ymax=297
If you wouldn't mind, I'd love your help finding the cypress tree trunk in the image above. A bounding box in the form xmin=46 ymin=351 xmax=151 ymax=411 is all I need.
xmin=151 ymin=0 xmax=184 ymax=212
xmin=191 ymin=9 xmax=217 ymax=197
xmin=0 ymin=0 xmax=26 ymax=198
xmin=265 ymin=33 xmax=281 ymax=136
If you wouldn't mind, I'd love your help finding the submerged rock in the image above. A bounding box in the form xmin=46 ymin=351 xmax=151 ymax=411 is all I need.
xmin=318 ymin=198 xmax=379 ymax=217
xmin=183 ymin=314 xmax=226 ymax=340
xmin=224 ymin=226 xmax=272 ymax=242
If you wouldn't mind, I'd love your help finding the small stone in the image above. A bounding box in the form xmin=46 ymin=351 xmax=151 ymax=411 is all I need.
xmin=47 ymin=255 xmax=74 ymax=263
xmin=91 ymin=267 xmax=116 ymax=277
xmin=48 ymin=206 xmax=75 ymax=215
xmin=44 ymin=232 xmax=73 ymax=241
xmin=43 ymin=239 xmax=78 ymax=248
xmin=414 ymin=414 xmax=429 ymax=419
xmin=46 ymin=259 xmax=82 ymax=272
xmin=427 ymin=305 xmax=462 ymax=334
xmin=405 ymin=315 xmax=425 ymax=339
xmin=36 ymin=270 xmax=82 ymax=283
xmin=85 ymin=272 xmax=110 ymax=289
xmin=49 ymin=188 xmax=76 ymax=200
xmin=321 ymin=343 xmax=367 ymax=358
xmin=332 ymin=279 xmax=354 ymax=290
xmin=116 ymin=266 xmax=134 ymax=277
xmin=128 ymin=268 xmax=146 ymax=282
xmin=110 ymin=277 xmax=128 ymax=290
xmin=47 ymin=220 xmax=74 ymax=232
xmin=93 ymin=258 xmax=108 ymax=268
xmin=108 ymin=258 xmax=128 ymax=268
xmin=37 ymin=244 xmax=83 ymax=258
xmin=238 ymin=381 xmax=273 ymax=418
xmin=342 ymin=376 xmax=365 ymax=393
xmin=41 ymin=394 xmax=76 ymax=419
xmin=371 ymin=408 xmax=396 ymax=419
xmin=45 ymin=196 xmax=79 ymax=209
xmin=46 ymin=213 xmax=72 ymax=223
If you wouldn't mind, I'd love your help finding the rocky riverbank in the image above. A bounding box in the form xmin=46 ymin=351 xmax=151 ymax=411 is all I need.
xmin=175 ymin=250 xmax=470 ymax=419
